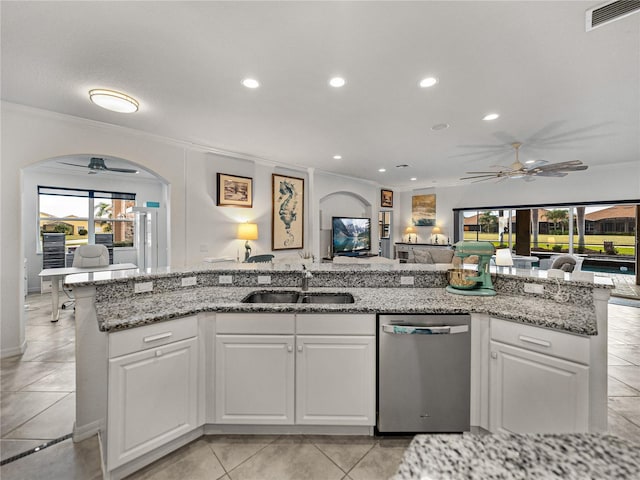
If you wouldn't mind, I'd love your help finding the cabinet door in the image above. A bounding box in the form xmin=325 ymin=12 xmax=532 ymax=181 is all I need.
xmin=215 ymin=335 xmax=294 ymax=424
xmin=107 ymin=337 xmax=198 ymax=469
xmin=489 ymin=340 xmax=589 ymax=434
xmin=296 ymin=335 xmax=375 ymax=425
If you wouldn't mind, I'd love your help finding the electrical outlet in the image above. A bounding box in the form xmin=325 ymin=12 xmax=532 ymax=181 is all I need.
xmin=258 ymin=275 xmax=271 ymax=285
xmin=219 ymin=275 xmax=233 ymax=284
xmin=524 ymin=283 xmax=544 ymax=294
xmin=181 ymin=276 xmax=197 ymax=287
xmin=400 ymin=276 xmax=415 ymax=286
xmin=134 ymin=281 xmax=153 ymax=293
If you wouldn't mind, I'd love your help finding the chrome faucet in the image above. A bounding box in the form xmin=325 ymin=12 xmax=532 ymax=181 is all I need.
xmin=301 ymin=265 xmax=313 ymax=291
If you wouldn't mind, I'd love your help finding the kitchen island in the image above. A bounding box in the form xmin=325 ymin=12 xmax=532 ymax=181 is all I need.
xmin=65 ymin=263 xmax=613 ymax=480
xmin=394 ymin=433 xmax=640 ymax=479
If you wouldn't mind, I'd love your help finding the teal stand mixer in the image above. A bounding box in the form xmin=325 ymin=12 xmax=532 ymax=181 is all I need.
xmin=446 ymin=241 xmax=497 ymax=296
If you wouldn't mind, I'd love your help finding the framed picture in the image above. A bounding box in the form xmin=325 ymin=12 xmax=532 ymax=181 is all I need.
xmin=216 ymin=173 xmax=253 ymax=207
xmin=272 ymin=174 xmax=304 ymax=250
xmin=412 ymin=194 xmax=436 ymax=226
xmin=381 ymin=189 xmax=393 ymax=208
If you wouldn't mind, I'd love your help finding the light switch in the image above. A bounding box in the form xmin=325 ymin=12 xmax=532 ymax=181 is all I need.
xmin=181 ymin=276 xmax=197 ymax=287
xmin=400 ymin=276 xmax=415 ymax=286
xmin=258 ymin=275 xmax=271 ymax=285
xmin=219 ymin=275 xmax=233 ymax=284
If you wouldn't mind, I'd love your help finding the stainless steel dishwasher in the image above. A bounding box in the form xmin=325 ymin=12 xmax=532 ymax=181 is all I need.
xmin=377 ymin=314 xmax=471 ymax=433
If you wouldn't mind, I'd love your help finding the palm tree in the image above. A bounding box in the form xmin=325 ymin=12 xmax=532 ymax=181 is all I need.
xmin=546 ymin=209 xmax=569 ymax=234
xmin=576 ymin=206 xmax=586 ymax=253
xmin=95 ymin=202 xmax=113 ymax=233
xmin=479 ymin=211 xmax=497 ymax=234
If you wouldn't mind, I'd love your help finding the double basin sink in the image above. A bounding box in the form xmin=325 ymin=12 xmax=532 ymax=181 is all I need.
xmin=241 ymin=290 xmax=355 ymax=304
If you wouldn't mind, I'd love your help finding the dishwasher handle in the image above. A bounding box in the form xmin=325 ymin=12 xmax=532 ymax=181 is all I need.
xmin=382 ymin=324 xmax=469 ymax=335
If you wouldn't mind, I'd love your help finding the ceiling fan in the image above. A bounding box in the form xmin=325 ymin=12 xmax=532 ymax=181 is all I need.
xmin=59 ymin=157 xmax=139 ymax=174
xmin=460 ymin=142 xmax=588 ymax=183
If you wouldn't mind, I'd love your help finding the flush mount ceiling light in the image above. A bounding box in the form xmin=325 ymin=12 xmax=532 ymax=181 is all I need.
xmin=88 ymin=89 xmax=139 ymax=113
xmin=329 ymin=77 xmax=346 ymax=88
xmin=333 ymin=155 xmax=342 ymax=160
xmin=242 ymin=78 xmax=260 ymax=89
xmin=483 ymin=113 xmax=500 ymax=121
xmin=419 ymin=77 xmax=438 ymax=88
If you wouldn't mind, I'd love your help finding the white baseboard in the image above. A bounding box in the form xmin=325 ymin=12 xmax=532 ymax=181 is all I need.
xmin=1 ymin=339 xmax=26 ymax=359
xmin=73 ymin=419 xmax=104 ymax=442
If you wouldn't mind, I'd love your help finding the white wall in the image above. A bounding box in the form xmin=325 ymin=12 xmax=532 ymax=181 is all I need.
xmin=1 ymin=103 xmax=379 ymax=357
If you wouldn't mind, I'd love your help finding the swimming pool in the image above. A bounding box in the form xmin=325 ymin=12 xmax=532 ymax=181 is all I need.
xmin=582 ymin=264 xmax=635 ymax=275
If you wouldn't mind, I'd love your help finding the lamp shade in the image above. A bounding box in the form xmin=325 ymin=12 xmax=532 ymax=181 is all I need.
xmin=432 ymin=226 xmax=442 ymax=234
xmin=405 ymin=226 xmax=416 ymax=234
xmin=237 ymin=223 xmax=258 ymax=240
xmin=495 ymin=248 xmax=514 ymax=266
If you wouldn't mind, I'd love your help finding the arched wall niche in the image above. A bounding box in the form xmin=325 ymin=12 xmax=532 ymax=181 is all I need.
xmin=318 ymin=190 xmax=373 ymax=257
xmin=22 ymin=153 xmax=170 ymax=292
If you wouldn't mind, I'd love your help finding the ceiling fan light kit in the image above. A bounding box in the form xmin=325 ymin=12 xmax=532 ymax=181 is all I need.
xmin=460 ymin=142 xmax=588 ymax=183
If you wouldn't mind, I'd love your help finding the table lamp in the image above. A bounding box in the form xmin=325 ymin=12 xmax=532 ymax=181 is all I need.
xmin=405 ymin=226 xmax=416 ymax=243
xmin=237 ymin=223 xmax=258 ymax=262
xmin=431 ymin=226 xmax=442 ymax=244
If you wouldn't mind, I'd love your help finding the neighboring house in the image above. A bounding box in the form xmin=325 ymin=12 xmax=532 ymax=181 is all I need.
xmin=585 ymin=205 xmax=636 ymax=235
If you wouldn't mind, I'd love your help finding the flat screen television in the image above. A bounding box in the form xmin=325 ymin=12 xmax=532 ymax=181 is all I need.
xmin=332 ymin=217 xmax=372 ymax=255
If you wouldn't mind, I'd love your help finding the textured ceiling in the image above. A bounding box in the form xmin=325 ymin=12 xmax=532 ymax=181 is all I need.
xmin=2 ymin=1 xmax=638 ymax=188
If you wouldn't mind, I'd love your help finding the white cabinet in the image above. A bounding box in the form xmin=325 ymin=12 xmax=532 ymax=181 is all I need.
xmin=215 ymin=334 xmax=294 ymax=424
xmin=489 ymin=318 xmax=589 ymax=434
xmin=107 ymin=316 xmax=199 ymax=469
xmin=296 ymin=335 xmax=375 ymax=425
xmin=214 ymin=313 xmax=375 ymax=426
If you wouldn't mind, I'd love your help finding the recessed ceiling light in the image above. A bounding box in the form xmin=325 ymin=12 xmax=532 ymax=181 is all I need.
xmin=396 ymin=164 xmax=409 ymax=168
xmin=410 ymin=177 xmax=417 ymax=181
xmin=333 ymin=155 xmax=342 ymax=160
xmin=88 ymin=89 xmax=139 ymax=113
xmin=483 ymin=113 xmax=500 ymax=121
xmin=378 ymin=168 xmax=386 ymax=173
xmin=431 ymin=123 xmax=450 ymax=131
xmin=242 ymin=78 xmax=260 ymax=89
xmin=329 ymin=77 xmax=346 ymax=88
xmin=419 ymin=77 xmax=438 ymax=88
xmin=525 ymin=159 xmax=536 ymax=164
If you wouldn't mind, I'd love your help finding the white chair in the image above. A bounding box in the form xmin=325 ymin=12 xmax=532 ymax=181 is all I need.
xmin=72 ymin=244 xmax=110 ymax=267
xmin=62 ymin=245 xmax=110 ymax=309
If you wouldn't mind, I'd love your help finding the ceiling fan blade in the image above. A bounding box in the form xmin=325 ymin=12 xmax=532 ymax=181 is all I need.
xmin=59 ymin=161 xmax=87 ymax=168
xmin=471 ymin=177 xmax=497 ymax=183
xmin=524 ymin=160 xmax=548 ymax=169
xmin=104 ymin=167 xmax=139 ymax=173
xmin=460 ymin=174 xmax=499 ymax=180
xmin=465 ymin=171 xmax=503 ymax=175
xmin=533 ymin=171 xmax=568 ymax=177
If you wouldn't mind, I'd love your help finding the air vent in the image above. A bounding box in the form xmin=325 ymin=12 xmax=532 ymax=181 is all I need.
xmin=586 ymin=0 xmax=640 ymax=31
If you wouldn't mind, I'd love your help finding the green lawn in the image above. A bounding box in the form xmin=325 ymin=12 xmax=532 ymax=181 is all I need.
xmin=463 ymin=233 xmax=635 ymax=256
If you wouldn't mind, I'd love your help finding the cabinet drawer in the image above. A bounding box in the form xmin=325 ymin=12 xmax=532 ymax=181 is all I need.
xmin=216 ymin=313 xmax=295 ymax=334
xmin=109 ymin=315 xmax=198 ymax=358
xmin=296 ymin=314 xmax=375 ymax=335
xmin=490 ymin=317 xmax=589 ymax=364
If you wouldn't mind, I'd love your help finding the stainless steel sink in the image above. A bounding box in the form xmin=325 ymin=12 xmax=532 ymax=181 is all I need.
xmin=298 ymin=293 xmax=354 ymax=304
xmin=241 ymin=291 xmax=300 ymax=303
xmin=241 ymin=291 xmax=354 ymax=304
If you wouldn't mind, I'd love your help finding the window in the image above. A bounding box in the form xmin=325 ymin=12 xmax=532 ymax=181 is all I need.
xmin=38 ymin=186 xmax=136 ymax=250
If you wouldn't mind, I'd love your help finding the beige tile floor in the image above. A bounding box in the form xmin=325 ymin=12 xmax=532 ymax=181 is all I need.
xmin=1 ymin=290 xmax=639 ymax=479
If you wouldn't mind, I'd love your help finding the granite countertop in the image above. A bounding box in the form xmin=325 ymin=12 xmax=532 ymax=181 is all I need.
xmin=394 ymin=433 xmax=640 ymax=479
xmin=96 ymin=286 xmax=598 ymax=335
